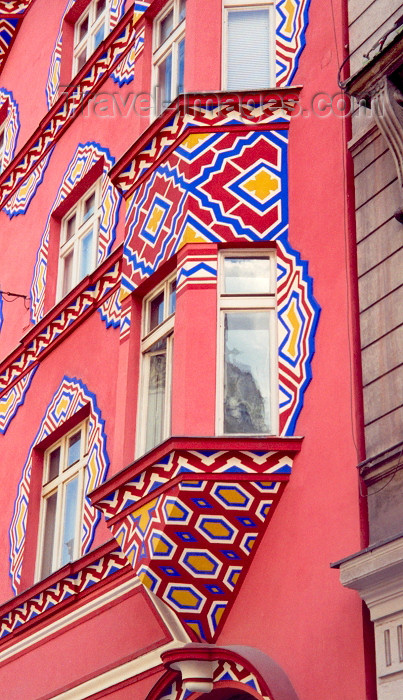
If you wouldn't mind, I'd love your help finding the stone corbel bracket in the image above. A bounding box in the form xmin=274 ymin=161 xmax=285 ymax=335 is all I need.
xmin=91 ymin=436 xmax=302 ymax=643
xmin=344 ymin=29 xmax=403 ymax=222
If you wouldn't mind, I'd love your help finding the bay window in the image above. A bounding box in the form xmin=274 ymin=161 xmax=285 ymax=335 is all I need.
xmin=36 ymin=421 xmax=88 ymax=581
xmin=223 ymin=1 xmax=275 ymax=90
xmin=138 ymin=275 xmax=177 ymax=454
xmin=153 ymin=0 xmax=186 ymax=115
xmin=57 ymin=180 xmax=101 ymax=299
xmin=218 ymin=252 xmax=277 ymax=435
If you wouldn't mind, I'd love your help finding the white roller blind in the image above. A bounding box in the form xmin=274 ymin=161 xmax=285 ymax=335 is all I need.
xmin=226 ymin=7 xmax=271 ymax=90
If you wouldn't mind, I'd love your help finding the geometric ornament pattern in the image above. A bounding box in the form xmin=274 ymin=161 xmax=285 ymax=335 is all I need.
xmin=1 ymin=548 xmax=127 ymax=640
xmin=97 ymin=287 xmax=121 ymax=329
xmin=9 ymin=376 xmax=109 ymax=593
xmin=0 ymin=366 xmax=38 ymax=435
xmin=30 ymin=142 xmax=121 ymax=323
xmin=275 ymin=0 xmax=311 ymax=86
xmin=0 ymin=2 xmax=33 ymax=70
xmin=0 ymin=259 xmax=120 ymax=395
xmin=120 ymin=108 xmax=320 ymax=436
xmin=46 ymin=0 xmax=128 ymax=108
xmin=0 ymin=4 xmax=143 ymax=213
xmin=93 ymin=446 xmax=298 ymax=642
xmin=153 ymin=659 xmax=271 ymax=700
xmin=0 ymin=88 xmax=19 ymax=177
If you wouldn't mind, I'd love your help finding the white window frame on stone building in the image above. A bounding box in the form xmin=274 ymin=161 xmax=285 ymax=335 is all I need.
xmin=217 ymin=250 xmax=278 ymax=436
xmin=222 ymin=0 xmax=275 ymax=91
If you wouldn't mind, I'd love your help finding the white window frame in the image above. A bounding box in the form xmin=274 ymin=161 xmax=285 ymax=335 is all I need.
xmin=137 ymin=274 xmax=177 ymax=456
xmin=152 ymin=0 xmax=186 ymax=118
xmin=57 ymin=180 xmax=101 ymax=300
xmin=222 ymin=0 xmax=276 ymax=91
xmin=216 ymin=250 xmax=278 ymax=436
xmin=73 ymin=0 xmax=110 ymax=76
xmin=35 ymin=420 xmax=89 ymax=582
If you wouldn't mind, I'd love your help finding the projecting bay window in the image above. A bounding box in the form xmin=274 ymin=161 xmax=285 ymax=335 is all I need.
xmin=57 ymin=181 xmax=101 ymax=299
xmin=223 ymin=0 xmax=275 ymax=90
xmin=138 ymin=275 xmax=177 ymax=454
xmin=218 ymin=252 xmax=277 ymax=435
xmin=73 ymin=0 xmax=109 ymax=76
xmin=153 ymin=0 xmax=186 ymax=115
xmin=36 ymin=421 xmax=88 ymax=581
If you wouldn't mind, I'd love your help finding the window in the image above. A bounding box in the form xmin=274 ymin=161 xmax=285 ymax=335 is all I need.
xmin=223 ymin=1 xmax=274 ymax=90
xmin=36 ymin=421 xmax=88 ymax=581
xmin=138 ymin=275 xmax=177 ymax=454
xmin=218 ymin=251 xmax=277 ymax=435
xmin=153 ymin=0 xmax=186 ymax=115
xmin=73 ymin=0 xmax=109 ymax=76
xmin=57 ymin=181 xmax=101 ymax=299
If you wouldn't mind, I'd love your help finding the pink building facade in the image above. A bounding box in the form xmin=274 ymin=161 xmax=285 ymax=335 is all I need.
xmin=0 ymin=1 xmax=374 ymax=698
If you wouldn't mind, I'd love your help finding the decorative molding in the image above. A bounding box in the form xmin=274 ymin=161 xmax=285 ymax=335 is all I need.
xmin=371 ymin=77 xmax=403 ymax=191
xmin=30 ymin=142 xmax=121 ymax=323
xmin=0 ymin=254 xmax=121 ymax=399
xmin=9 ymin=376 xmax=110 ymax=593
xmin=2 ymin=545 xmax=128 ymax=640
xmin=91 ymin=437 xmax=302 ymax=643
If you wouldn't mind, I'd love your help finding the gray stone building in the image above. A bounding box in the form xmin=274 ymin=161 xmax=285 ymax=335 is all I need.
xmin=334 ymin=2 xmax=403 ymax=698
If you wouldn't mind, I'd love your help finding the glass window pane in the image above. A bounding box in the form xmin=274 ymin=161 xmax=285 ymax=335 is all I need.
xmin=145 ymin=338 xmax=167 ymax=452
xmin=149 ymin=291 xmax=164 ymax=331
xmin=83 ymin=192 xmax=95 ymax=221
xmin=60 ymin=477 xmax=79 ymax=566
xmin=47 ymin=446 xmax=60 ymax=482
xmin=160 ymin=10 xmax=174 ymax=44
xmin=224 ymin=311 xmax=271 ymax=434
xmin=223 ymin=257 xmax=272 ymax=295
xmin=179 ymin=0 xmax=186 ymax=22
xmin=169 ymin=279 xmax=177 ymax=315
xmin=66 ymin=214 xmax=76 ymax=241
xmin=94 ymin=23 xmax=105 ymax=48
xmin=79 ymin=15 xmax=89 ymax=42
xmin=80 ymin=228 xmax=94 ymax=280
xmin=77 ymin=49 xmax=87 ymax=73
xmin=96 ymin=0 xmax=106 ymax=18
xmin=177 ymin=38 xmax=185 ymax=95
xmin=67 ymin=431 xmax=81 ymax=468
xmin=62 ymin=250 xmax=74 ymax=296
xmin=158 ymin=52 xmax=172 ymax=111
xmin=40 ymin=492 xmax=57 ymax=579
xmin=227 ymin=9 xmax=271 ymax=91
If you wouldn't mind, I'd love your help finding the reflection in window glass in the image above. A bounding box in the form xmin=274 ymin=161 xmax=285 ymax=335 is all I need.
xmin=224 ymin=257 xmax=272 ymax=295
xmin=145 ymin=338 xmax=167 ymax=452
xmin=67 ymin=432 xmax=81 ymax=467
xmin=224 ymin=311 xmax=271 ymax=434
xmin=61 ymin=477 xmax=78 ymax=566
xmin=40 ymin=492 xmax=57 ymax=579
